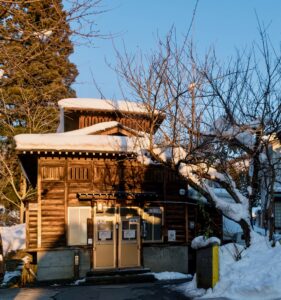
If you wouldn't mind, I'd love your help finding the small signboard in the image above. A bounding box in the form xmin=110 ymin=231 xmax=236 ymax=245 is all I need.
xmin=99 ymin=230 xmax=112 ymax=241
xmin=148 ymin=208 xmax=161 ymax=214
xmin=168 ymin=230 xmax=176 ymax=241
xmin=124 ymin=229 xmax=136 ymax=239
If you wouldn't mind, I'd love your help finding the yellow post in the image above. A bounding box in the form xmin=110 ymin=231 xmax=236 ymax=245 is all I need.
xmin=196 ymin=243 xmax=220 ymax=289
xmin=212 ymin=244 xmax=219 ymax=287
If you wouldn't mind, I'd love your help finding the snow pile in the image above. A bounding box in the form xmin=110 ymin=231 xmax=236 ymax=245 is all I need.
xmin=0 ymin=224 xmax=26 ymax=255
xmin=73 ymin=278 xmax=86 ymax=285
xmin=191 ymin=236 xmax=221 ymax=250
xmin=179 ymin=232 xmax=281 ymax=300
xmin=153 ymin=272 xmax=191 ymax=281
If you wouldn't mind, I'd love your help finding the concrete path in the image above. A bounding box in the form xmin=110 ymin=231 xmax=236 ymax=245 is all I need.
xmin=0 ymin=282 xmax=192 ymax=300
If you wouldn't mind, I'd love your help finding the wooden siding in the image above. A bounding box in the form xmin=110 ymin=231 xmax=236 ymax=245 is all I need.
xmin=26 ymin=156 xmax=194 ymax=249
xmin=41 ymin=181 xmax=66 ymax=247
xmin=63 ymin=110 xmax=163 ymax=134
xmin=27 ymin=202 xmax=38 ymax=248
xmin=165 ymin=203 xmax=187 ymax=243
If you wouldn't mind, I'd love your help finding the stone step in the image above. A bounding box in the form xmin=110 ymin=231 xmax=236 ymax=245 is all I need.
xmin=83 ymin=273 xmax=156 ymax=285
xmin=86 ymin=267 xmax=151 ymax=277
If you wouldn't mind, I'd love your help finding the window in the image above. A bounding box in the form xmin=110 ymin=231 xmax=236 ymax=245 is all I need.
xmin=97 ymin=220 xmax=113 ymax=241
xmin=68 ymin=166 xmax=90 ymax=181
xmin=68 ymin=207 xmax=91 ymax=245
xmin=122 ymin=219 xmax=138 ymax=241
xmin=41 ymin=166 xmax=64 ymax=181
xmin=275 ymin=202 xmax=281 ymax=229
xmin=142 ymin=207 xmax=163 ymax=242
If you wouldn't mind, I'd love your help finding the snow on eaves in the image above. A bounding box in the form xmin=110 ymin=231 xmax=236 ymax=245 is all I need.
xmin=58 ymin=98 xmax=163 ymax=115
xmin=14 ymin=134 xmax=149 ymax=153
xmin=15 ymin=120 xmax=150 ymax=153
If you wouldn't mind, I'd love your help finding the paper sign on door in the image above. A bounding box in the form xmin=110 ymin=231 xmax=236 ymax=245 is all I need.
xmin=124 ymin=229 xmax=136 ymax=239
xmin=99 ymin=230 xmax=112 ymax=240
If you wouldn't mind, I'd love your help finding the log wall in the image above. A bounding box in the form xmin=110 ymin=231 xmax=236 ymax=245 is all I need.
xmin=26 ymin=155 xmax=200 ymax=249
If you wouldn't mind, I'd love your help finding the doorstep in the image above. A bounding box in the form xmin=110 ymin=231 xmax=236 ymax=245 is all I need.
xmin=78 ymin=268 xmax=192 ymax=286
xmin=83 ymin=267 xmax=155 ymax=285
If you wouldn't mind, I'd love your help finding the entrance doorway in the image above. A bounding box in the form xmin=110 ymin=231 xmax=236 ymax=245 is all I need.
xmin=93 ymin=206 xmax=141 ymax=270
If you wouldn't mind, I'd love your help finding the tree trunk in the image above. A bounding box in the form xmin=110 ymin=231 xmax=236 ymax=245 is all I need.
xmin=20 ymin=201 xmax=25 ymax=224
xmin=19 ymin=174 xmax=27 ymax=223
xmin=239 ymin=219 xmax=251 ymax=247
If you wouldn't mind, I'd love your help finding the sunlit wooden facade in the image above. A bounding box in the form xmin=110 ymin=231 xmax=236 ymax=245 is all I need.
xmin=16 ymin=98 xmax=222 ymax=280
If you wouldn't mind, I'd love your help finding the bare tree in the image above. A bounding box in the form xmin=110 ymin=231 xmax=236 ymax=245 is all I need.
xmin=199 ymin=25 xmax=281 ymax=240
xmin=114 ymin=28 xmax=281 ymax=246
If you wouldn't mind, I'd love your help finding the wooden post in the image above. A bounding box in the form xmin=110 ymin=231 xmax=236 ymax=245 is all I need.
xmin=37 ymin=160 xmax=42 ymax=248
xmin=87 ymin=218 xmax=94 ymax=269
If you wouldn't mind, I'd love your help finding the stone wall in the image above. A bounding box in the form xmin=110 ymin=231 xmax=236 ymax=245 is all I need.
xmin=143 ymin=245 xmax=188 ymax=273
xmin=37 ymin=248 xmax=91 ymax=281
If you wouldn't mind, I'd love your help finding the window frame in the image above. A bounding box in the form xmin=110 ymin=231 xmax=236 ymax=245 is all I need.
xmin=41 ymin=164 xmax=65 ymax=182
xmin=141 ymin=207 xmax=164 ymax=243
xmin=67 ymin=206 xmax=92 ymax=246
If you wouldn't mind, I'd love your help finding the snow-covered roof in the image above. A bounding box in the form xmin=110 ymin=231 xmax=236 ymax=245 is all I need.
xmin=14 ymin=134 xmax=149 ymax=153
xmin=58 ymin=98 xmax=162 ymax=115
xmin=59 ymin=121 xmax=145 ymax=137
xmin=15 ymin=120 xmax=149 ymax=152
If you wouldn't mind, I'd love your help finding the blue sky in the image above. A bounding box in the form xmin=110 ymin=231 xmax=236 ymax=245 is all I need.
xmin=70 ymin=0 xmax=281 ymax=99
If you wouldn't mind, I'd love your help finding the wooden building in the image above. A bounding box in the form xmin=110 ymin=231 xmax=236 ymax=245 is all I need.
xmin=15 ymin=98 xmax=222 ymax=281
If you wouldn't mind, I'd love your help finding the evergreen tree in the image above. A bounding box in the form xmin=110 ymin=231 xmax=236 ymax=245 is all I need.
xmin=0 ymin=0 xmax=78 ymax=137
xmin=0 ymin=0 xmax=78 ymax=213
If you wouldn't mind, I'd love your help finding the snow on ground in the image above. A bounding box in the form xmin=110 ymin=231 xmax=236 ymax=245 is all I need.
xmin=178 ymin=232 xmax=281 ymax=300
xmin=153 ymin=272 xmax=191 ymax=281
xmin=1 ymin=270 xmax=21 ymax=287
xmin=73 ymin=278 xmax=86 ymax=285
xmin=0 ymin=224 xmax=26 ymax=255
